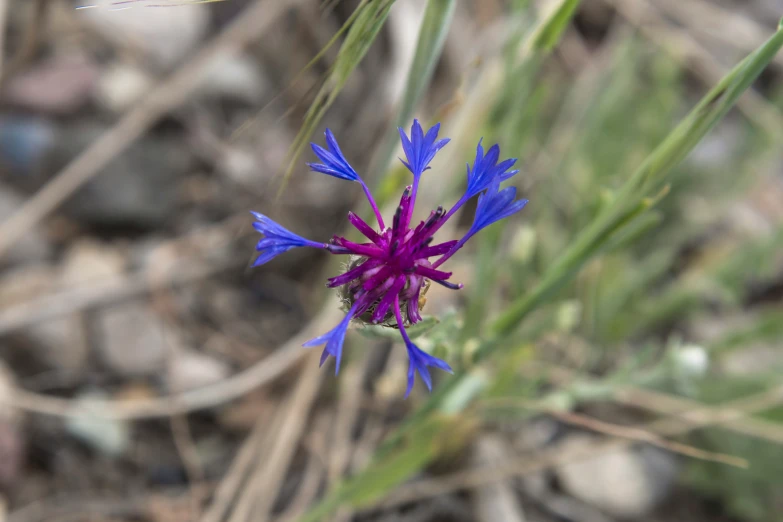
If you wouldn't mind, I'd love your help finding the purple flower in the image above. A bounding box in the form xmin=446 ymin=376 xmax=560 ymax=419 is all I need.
xmin=250 ymin=122 xmax=527 ymax=396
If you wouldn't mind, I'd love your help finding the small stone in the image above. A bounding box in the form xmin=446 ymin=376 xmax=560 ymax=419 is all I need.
xmin=197 ymin=53 xmax=266 ymax=103
xmin=472 ymin=435 xmax=527 ymax=522
xmin=0 ymin=117 xmax=57 ymax=176
xmin=555 ymin=434 xmax=679 ymax=518
xmin=0 ymin=265 xmax=87 ymax=371
xmin=60 ymin=239 xmax=126 ymax=286
xmin=168 ymin=350 xmax=231 ymax=392
xmin=217 ymin=146 xmax=260 ymax=187
xmin=96 ymin=302 xmax=168 ymax=377
xmin=95 ymin=64 xmax=153 ymax=112
xmin=65 ymin=391 xmax=130 ymax=456
xmin=3 ymin=55 xmax=99 ymax=115
xmin=81 ymin=1 xmax=210 ymax=69
xmin=47 ymin=124 xmax=189 ymax=228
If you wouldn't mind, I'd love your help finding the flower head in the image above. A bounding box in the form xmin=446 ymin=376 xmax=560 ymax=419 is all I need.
xmin=398 ymin=119 xmax=450 ymax=177
xmin=464 ymin=139 xmax=519 ymax=201
xmin=307 ymin=129 xmax=361 ymax=182
xmin=250 ymin=122 xmax=527 ymax=396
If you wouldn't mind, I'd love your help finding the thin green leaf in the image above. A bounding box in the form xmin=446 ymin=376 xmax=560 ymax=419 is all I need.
xmin=278 ymin=0 xmax=395 ymax=196
xmin=296 ymin=417 xmax=446 ymax=522
xmin=529 ymin=0 xmax=581 ymax=52
xmin=371 ymin=0 xmax=457 ymax=188
xmin=492 ymin=25 xmax=783 ymax=337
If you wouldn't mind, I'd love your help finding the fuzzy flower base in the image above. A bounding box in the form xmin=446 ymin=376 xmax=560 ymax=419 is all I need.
xmin=250 ymin=120 xmax=527 ymax=397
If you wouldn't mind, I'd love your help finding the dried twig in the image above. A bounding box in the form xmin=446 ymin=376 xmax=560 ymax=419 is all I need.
xmin=538 ymin=364 xmax=783 ymax=446
xmin=0 ymin=0 xmax=48 ymax=85
xmin=547 ymin=410 xmax=747 ymax=468
xmin=603 ymin=0 xmax=783 ymax=137
xmin=274 ymin=413 xmax=330 ymax=522
xmin=0 ymin=0 xmax=8 ymax=77
xmin=0 ymin=214 xmax=247 ymax=336
xmin=379 ymin=385 xmax=783 ymax=508
xmin=614 ymin=387 xmax=783 ymax=445
xmin=482 ymin=396 xmax=747 ymax=468
xmin=200 ymin=407 xmax=279 ymax=522
xmin=3 ymin=305 xmax=343 ymax=420
xmin=227 ymin=351 xmax=324 ymax=522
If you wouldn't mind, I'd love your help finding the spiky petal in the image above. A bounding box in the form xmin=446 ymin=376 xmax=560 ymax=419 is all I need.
xmin=470 ymin=178 xmax=529 ymax=234
xmin=307 ymin=129 xmax=361 ymax=182
xmin=308 ymin=129 xmax=386 ymax=228
xmin=398 ymin=119 xmax=450 ymax=177
xmin=302 ymin=302 xmax=360 ymax=375
xmin=463 ymin=139 xmax=519 ymax=201
xmin=393 ymin=297 xmax=452 ymax=398
xmin=250 ymin=212 xmax=325 ymax=267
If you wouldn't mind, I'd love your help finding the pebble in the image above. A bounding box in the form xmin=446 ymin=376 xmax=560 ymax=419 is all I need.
xmin=80 ymin=1 xmax=210 ymax=69
xmin=45 ymin=124 xmax=189 ymax=229
xmin=555 ymin=434 xmax=679 ymax=518
xmin=0 ymin=265 xmax=88 ymax=372
xmin=2 ymin=55 xmax=99 ymax=115
xmin=95 ymin=63 xmax=154 ymax=113
xmin=472 ymin=435 xmax=527 ymax=522
xmin=197 ymin=53 xmax=267 ymax=103
xmin=96 ymin=302 xmax=168 ymax=378
xmin=0 ymin=117 xmax=57 ymax=176
xmin=60 ymin=239 xmax=126 ymax=286
xmin=65 ymin=391 xmax=130 ymax=456
xmin=167 ymin=350 xmax=231 ymax=393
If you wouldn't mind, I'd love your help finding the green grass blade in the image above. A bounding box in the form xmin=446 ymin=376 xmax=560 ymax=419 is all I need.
xmin=296 ymin=417 xmax=447 ymax=522
xmin=529 ymin=0 xmax=581 ymax=53
xmin=371 ymin=0 xmax=457 ymax=183
xmin=492 ymin=24 xmax=783 ymax=337
xmin=277 ymin=0 xmax=396 ymax=196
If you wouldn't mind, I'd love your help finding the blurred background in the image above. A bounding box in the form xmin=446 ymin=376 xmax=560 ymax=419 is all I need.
xmin=0 ymin=0 xmax=782 ymax=521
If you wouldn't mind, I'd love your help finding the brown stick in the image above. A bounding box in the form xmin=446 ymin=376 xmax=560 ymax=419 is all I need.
xmin=3 ymin=305 xmax=343 ymax=420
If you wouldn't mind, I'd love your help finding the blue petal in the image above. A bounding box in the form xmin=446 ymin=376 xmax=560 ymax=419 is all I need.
xmin=469 ymin=179 xmax=528 ymax=235
xmin=403 ymin=340 xmax=453 ymax=398
xmin=397 ymin=119 xmax=450 ymax=177
xmin=303 ymin=310 xmax=354 ymax=375
xmin=250 ymin=212 xmax=322 ymax=267
xmin=307 ymin=129 xmax=361 ymax=182
xmin=463 ymin=139 xmax=519 ymax=200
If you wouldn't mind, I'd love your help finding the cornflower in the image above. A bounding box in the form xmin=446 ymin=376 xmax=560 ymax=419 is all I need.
xmin=251 ymin=120 xmax=527 ymax=397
